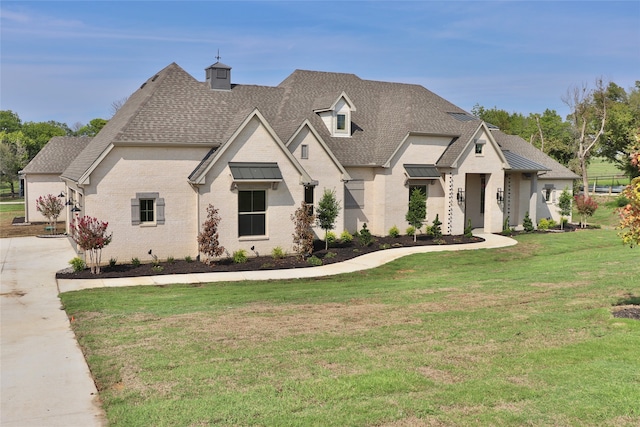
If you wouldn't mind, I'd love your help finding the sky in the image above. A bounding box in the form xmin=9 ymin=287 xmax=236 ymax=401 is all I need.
xmin=1 ymin=1 xmax=639 ymax=127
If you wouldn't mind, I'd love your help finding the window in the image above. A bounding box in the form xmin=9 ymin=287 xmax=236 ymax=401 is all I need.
xmin=301 ymin=144 xmax=309 ymax=159
xmin=475 ymin=143 xmax=484 ymax=154
xmin=544 ymin=185 xmax=555 ymax=203
xmin=304 ymin=186 xmax=314 ymax=215
xmin=408 ymin=185 xmax=427 ymax=202
xmin=238 ymin=190 xmax=266 ymax=236
xmin=216 ymin=69 xmax=227 ymax=79
xmin=140 ymin=199 xmax=154 ymax=223
xmin=131 ymin=192 xmax=165 ymax=225
xmin=336 ymin=114 xmax=346 ymax=131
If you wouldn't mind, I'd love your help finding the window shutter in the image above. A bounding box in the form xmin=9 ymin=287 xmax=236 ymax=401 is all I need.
xmin=345 ymin=180 xmax=364 ymax=209
xmin=157 ymin=198 xmax=165 ymax=224
xmin=131 ymin=198 xmax=140 ymax=225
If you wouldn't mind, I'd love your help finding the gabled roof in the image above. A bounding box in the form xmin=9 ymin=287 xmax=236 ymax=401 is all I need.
xmin=21 ymin=136 xmax=91 ymax=175
xmin=63 ymin=61 xmax=578 ymax=183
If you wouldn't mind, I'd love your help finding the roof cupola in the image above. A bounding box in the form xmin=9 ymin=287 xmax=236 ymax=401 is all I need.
xmin=205 ymin=52 xmax=232 ymax=91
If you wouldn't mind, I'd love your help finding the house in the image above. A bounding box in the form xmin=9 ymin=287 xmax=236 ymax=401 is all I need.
xmin=58 ymin=60 xmax=578 ymax=262
xmin=20 ymin=136 xmax=92 ymax=223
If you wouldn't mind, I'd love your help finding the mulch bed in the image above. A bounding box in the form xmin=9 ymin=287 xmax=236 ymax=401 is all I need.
xmin=56 ymin=234 xmax=483 ymax=280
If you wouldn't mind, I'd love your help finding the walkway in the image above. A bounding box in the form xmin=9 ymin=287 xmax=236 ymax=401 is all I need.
xmin=58 ymin=231 xmax=517 ymax=292
xmin=0 ymin=237 xmax=106 ymax=427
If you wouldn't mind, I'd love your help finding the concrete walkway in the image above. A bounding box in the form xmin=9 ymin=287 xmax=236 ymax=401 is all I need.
xmin=0 ymin=237 xmax=106 ymax=427
xmin=58 ymin=231 xmax=517 ymax=292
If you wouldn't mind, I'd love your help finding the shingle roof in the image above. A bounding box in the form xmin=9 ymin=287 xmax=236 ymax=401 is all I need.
xmin=21 ymin=136 xmax=92 ymax=174
xmin=64 ymin=62 xmax=578 ymax=182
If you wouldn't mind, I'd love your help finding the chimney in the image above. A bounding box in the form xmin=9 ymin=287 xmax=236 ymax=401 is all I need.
xmin=205 ymin=60 xmax=232 ymax=91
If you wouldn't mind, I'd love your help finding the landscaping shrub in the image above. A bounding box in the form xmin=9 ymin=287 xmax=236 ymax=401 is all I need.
xmin=405 ymin=225 xmax=416 ymax=237
xmin=325 ymin=231 xmax=337 ymax=246
xmin=339 ymin=230 xmax=353 ymax=244
xmin=464 ymin=219 xmax=473 ymax=238
xmin=69 ymin=257 xmax=86 ymax=272
xmin=184 ymin=255 xmax=193 ymax=263
xmin=271 ymin=246 xmax=286 ymax=259
xmin=431 ymin=214 xmax=442 ymax=238
xmin=197 ymin=204 xmax=225 ymax=264
xmin=131 ymin=257 xmax=141 ymax=267
xmin=108 ymin=257 xmax=117 ymax=267
xmin=538 ymin=218 xmax=557 ymax=230
xmin=307 ymin=255 xmax=322 ymax=266
xmin=232 ymin=249 xmax=248 ymax=264
xmin=358 ymin=223 xmax=373 ymax=246
xmin=388 ymin=225 xmax=400 ymax=238
xmin=523 ymin=211 xmax=534 ymax=232
xmin=292 ymin=201 xmax=315 ymax=260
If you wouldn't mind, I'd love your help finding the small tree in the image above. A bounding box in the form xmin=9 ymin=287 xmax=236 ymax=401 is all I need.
xmin=292 ymin=201 xmax=315 ymax=260
xmin=431 ymin=214 xmax=442 ymax=238
xmin=197 ymin=204 xmax=225 ymax=264
xmin=406 ymin=188 xmax=426 ymax=242
xmin=316 ymin=188 xmax=340 ymax=250
xmin=523 ymin=211 xmax=534 ymax=232
xmin=35 ymin=193 xmax=64 ymax=234
xmin=574 ymin=194 xmax=598 ymax=228
xmin=557 ymin=187 xmax=573 ymax=230
xmin=617 ymin=148 xmax=640 ymax=247
xmin=70 ymin=216 xmax=112 ymax=274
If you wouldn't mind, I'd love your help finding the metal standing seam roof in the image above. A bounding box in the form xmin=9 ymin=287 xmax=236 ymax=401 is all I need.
xmin=229 ymin=162 xmax=283 ymax=180
xmin=403 ymin=164 xmax=440 ymax=178
xmin=502 ymin=151 xmax=550 ymax=171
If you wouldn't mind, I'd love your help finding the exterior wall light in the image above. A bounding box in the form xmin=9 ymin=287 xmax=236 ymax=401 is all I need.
xmin=457 ymin=188 xmax=465 ymax=204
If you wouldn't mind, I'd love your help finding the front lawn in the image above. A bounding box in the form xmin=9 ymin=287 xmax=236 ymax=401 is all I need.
xmin=61 ymin=229 xmax=640 ymax=426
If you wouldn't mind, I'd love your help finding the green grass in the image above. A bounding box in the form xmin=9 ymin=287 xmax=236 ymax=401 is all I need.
xmin=587 ymin=157 xmax=630 ymax=186
xmin=61 ymin=222 xmax=640 ymax=426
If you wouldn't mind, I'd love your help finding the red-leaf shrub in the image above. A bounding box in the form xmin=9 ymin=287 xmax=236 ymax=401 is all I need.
xmin=70 ymin=216 xmax=112 ymax=274
xmin=574 ymin=194 xmax=598 ymax=228
xmin=35 ymin=194 xmax=64 ymax=234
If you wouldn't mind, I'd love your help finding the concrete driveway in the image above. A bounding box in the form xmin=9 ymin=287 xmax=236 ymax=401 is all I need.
xmin=1 ymin=237 xmax=105 ymax=426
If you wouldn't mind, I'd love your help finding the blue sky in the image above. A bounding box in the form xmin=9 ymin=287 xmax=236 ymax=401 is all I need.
xmin=1 ymin=1 xmax=638 ymax=127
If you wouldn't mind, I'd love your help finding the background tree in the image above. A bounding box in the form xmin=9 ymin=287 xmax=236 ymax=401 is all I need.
xmin=110 ymin=96 xmax=129 ymax=117
xmin=35 ymin=194 xmax=64 ymax=234
xmin=70 ymin=216 xmax=113 ymax=274
xmin=562 ymin=78 xmax=608 ymax=199
xmin=557 ymin=187 xmax=573 ymax=230
xmin=316 ymin=188 xmax=340 ymax=250
xmin=292 ymin=201 xmax=315 ymax=259
xmin=598 ymin=81 xmax=640 ymax=178
xmin=74 ymin=118 xmax=108 ymax=137
xmin=20 ymin=120 xmax=69 ymax=159
xmin=406 ymin=187 xmax=426 ymax=242
xmin=0 ymin=131 xmax=28 ymax=196
xmin=0 ymin=110 xmax=22 ymax=133
xmin=197 ymin=204 xmax=225 ymax=264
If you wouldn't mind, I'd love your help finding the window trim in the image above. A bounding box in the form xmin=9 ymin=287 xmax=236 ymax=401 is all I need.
xmin=335 ymin=112 xmax=349 ymax=135
xmin=131 ymin=192 xmax=165 ymax=226
xmin=238 ymin=189 xmax=267 ymax=237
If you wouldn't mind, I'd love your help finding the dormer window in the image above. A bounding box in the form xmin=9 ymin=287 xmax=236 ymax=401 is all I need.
xmin=336 ymin=114 xmax=347 ymax=133
xmin=314 ymin=92 xmax=356 ymax=138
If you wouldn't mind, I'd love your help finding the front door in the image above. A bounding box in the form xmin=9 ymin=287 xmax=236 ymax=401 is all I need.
xmin=464 ymin=174 xmax=486 ymax=229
